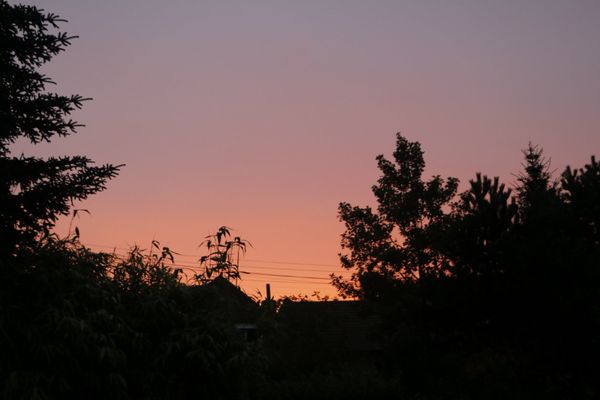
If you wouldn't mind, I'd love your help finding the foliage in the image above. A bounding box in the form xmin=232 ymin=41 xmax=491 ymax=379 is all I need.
xmin=335 ymin=133 xmax=600 ymax=398
xmin=277 ymin=291 xmax=335 ymax=303
xmin=257 ymin=365 xmax=404 ymax=400
xmin=196 ymin=226 xmax=251 ymax=284
xmin=0 ymin=1 xmax=121 ymax=254
xmin=333 ymin=133 xmax=459 ymax=298
xmin=111 ymin=240 xmax=180 ymax=295
xmin=0 ymin=237 xmax=264 ymax=399
xmin=0 ymin=4 xmax=264 ymax=397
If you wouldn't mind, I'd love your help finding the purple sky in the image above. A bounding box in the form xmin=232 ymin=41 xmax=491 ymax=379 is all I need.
xmin=14 ymin=0 xmax=600 ymax=297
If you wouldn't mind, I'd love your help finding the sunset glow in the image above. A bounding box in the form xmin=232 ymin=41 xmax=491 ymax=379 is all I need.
xmin=14 ymin=0 xmax=600 ymax=298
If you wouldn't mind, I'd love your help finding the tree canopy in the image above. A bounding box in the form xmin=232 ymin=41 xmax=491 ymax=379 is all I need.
xmin=334 ymin=133 xmax=600 ymax=398
xmin=0 ymin=1 xmax=120 ymax=255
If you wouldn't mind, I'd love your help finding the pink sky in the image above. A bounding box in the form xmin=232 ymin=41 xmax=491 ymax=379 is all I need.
xmin=14 ymin=0 xmax=600 ymax=298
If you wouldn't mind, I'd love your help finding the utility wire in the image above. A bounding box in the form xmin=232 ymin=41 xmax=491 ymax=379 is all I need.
xmin=172 ymin=264 xmax=333 ymax=281
xmin=241 ymin=278 xmax=333 ymax=286
xmin=107 ymin=253 xmax=339 ymax=283
xmin=83 ymin=242 xmax=340 ymax=268
xmin=239 ymin=271 xmax=330 ymax=281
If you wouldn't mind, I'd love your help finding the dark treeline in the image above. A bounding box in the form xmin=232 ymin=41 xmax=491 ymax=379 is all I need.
xmin=2 ymin=2 xmax=600 ymax=399
xmin=333 ymin=134 xmax=600 ymax=399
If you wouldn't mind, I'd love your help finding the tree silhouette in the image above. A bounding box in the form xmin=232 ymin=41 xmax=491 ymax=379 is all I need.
xmin=336 ymin=133 xmax=600 ymax=398
xmin=562 ymin=155 xmax=600 ymax=245
xmin=515 ymin=144 xmax=555 ymax=214
xmin=0 ymin=5 xmax=269 ymax=398
xmin=0 ymin=1 xmax=120 ymax=255
xmin=196 ymin=226 xmax=251 ymax=284
xmin=333 ymin=133 xmax=458 ymax=298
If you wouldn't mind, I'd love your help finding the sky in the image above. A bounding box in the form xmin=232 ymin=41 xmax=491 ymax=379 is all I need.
xmin=13 ymin=0 xmax=600 ymax=298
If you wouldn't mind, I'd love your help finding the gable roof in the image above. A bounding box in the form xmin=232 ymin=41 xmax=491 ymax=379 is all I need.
xmin=185 ymin=277 xmax=258 ymax=322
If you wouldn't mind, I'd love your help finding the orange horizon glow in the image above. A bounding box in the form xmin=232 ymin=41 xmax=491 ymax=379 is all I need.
xmin=14 ymin=0 xmax=600 ymax=298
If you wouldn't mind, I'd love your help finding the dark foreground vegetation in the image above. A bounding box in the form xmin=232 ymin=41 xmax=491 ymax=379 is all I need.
xmin=2 ymin=2 xmax=600 ymax=399
xmin=0 ymin=239 xmax=264 ymax=399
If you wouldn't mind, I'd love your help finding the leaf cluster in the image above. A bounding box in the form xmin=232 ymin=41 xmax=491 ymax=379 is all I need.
xmin=0 ymin=237 xmax=264 ymax=399
xmin=197 ymin=226 xmax=251 ymax=283
xmin=336 ymin=133 xmax=600 ymax=398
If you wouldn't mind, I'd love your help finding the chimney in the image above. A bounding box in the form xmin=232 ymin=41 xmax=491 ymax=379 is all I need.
xmin=266 ymin=283 xmax=271 ymax=301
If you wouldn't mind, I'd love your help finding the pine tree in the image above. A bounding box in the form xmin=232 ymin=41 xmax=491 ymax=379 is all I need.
xmin=0 ymin=1 xmax=120 ymax=254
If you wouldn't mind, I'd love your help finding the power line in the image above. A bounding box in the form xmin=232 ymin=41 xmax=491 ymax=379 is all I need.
xmin=239 ymin=271 xmax=330 ymax=281
xmin=107 ymin=256 xmax=337 ymax=283
xmin=83 ymin=242 xmax=340 ymax=269
xmin=169 ymin=250 xmax=340 ymax=268
xmin=82 ymin=242 xmax=354 ymax=285
xmin=169 ymin=259 xmax=337 ymax=273
xmin=173 ymin=264 xmax=332 ymax=281
xmin=240 ymin=278 xmax=333 ymax=286
xmin=243 ymin=258 xmax=337 ymax=268
xmin=85 ymin=245 xmax=343 ymax=294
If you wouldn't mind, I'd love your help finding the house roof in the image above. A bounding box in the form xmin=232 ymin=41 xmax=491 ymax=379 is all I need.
xmin=185 ymin=277 xmax=258 ymax=322
xmin=278 ymin=300 xmax=381 ymax=352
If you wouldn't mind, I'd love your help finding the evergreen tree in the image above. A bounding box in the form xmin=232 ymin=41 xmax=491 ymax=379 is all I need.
xmin=0 ymin=1 xmax=120 ymax=255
